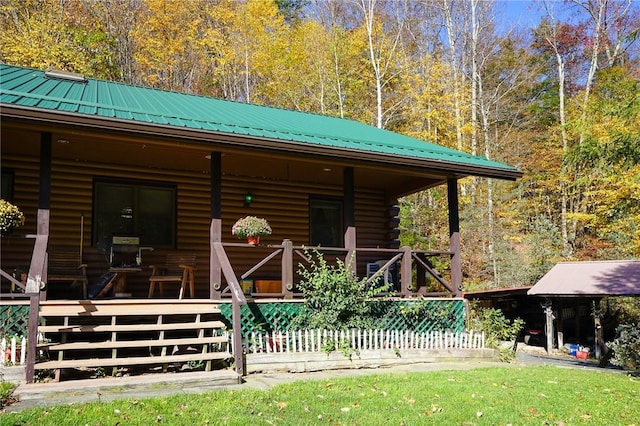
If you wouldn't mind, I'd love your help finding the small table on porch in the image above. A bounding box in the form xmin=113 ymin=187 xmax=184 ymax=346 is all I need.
xmin=108 ymin=267 xmax=142 ymax=298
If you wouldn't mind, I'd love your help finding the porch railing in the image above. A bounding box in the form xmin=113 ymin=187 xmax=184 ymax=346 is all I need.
xmin=213 ymin=240 xmax=458 ymax=299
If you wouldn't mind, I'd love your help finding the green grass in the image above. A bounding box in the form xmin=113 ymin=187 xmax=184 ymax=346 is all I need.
xmin=0 ymin=381 xmax=16 ymax=408
xmin=2 ymin=366 xmax=639 ymax=425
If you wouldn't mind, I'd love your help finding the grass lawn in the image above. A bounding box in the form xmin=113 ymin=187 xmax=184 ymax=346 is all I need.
xmin=2 ymin=365 xmax=638 ymax=425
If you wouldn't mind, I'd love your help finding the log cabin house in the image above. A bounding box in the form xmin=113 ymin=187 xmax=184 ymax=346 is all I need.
xmin=0 ymin=64 xmax=522 ymax=379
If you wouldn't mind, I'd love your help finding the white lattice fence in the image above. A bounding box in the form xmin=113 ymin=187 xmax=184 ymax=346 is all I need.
xmin=244 ymin=329 xmax=485 ymax=354
xmin=1 ymin=336 xmax=26 ymax=366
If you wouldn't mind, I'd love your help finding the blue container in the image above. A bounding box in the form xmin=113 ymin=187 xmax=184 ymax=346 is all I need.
xmin=569 ymin=344 xmax=579 ymax=356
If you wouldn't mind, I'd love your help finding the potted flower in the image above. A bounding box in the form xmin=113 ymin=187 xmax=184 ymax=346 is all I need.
xmin=232 ymin=216 xmax=272 ymax=245
xmin=0 ymin=199 xmax=25 ymax=235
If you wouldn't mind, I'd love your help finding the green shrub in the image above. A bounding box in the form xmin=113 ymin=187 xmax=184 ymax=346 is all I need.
xmin=468 ymin=304 xmax=524 ymax=361
xmin=292 ymin=250 xmax=390 ymax=330
xmin=607 ymin=323 xmax=640 ymax=371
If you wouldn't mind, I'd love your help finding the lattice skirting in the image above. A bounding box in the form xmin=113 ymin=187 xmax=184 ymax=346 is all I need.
xmin=219 ymin=299 xmax=466 ymax=337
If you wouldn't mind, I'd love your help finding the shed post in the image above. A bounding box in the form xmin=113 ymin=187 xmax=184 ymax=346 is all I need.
xmin=543 ymin=299 xmax=555 ymax=354
xmin=592 ymin=299 xmax=604 ymax=360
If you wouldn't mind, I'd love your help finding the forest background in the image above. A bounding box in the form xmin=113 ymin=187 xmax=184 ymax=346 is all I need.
xmin=1 ymin=0 xmax=639 ymax=295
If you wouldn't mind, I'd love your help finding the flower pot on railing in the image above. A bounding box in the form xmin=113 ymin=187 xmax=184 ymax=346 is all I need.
xmin=231 ymin=216 xmax=271 ymax=245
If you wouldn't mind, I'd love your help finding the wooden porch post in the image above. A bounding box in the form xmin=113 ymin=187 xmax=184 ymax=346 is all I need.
xmin=210 ymin=152 xmax=222 ymax=299
xmin=344 ymin=167 xmax=356 ymax=274
xmin=25 ymin=292 xmax=40 ymax=383
xmin=28 ymin=133 xmax=52 ymax=296
xmin=282 ymin=239 xmax=294 ymax=299
xmin=400 ymin=246 xmax=412 ymax=296
xmin=447 ymin=178 xmax=462 ymax=297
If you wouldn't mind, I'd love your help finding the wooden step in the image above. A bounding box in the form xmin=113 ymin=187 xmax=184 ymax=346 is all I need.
xmin=39 ymin=336 xmax=228 ymax=351
xmin=40 ymin=300 xmax=221 ymax=317
xmin=34 ymin=351 xmax=233 ymax=370
xmin=38 ymin=320 xmax=226 ymax=333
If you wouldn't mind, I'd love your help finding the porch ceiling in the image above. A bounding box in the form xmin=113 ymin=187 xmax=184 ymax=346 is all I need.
xmin=2 ymin=124 xmax=444 ymax=197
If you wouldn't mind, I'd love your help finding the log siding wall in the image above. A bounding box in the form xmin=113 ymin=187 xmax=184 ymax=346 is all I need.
xmin=1 ymin=153 xmax=392 ymax=299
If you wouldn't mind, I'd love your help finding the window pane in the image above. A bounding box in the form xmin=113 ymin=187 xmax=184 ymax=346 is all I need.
xmin=310 ymin=198 xmax=343 ymax=247
xmin=139 ymin=187 xmax=176 ymax=246
xmin=93 ymin=180 xmax=176 ymax=248
xmin=1 ymin=170 xmax=14 ymax=200
xmin=94 ymin=184 xmax=135 ymax=249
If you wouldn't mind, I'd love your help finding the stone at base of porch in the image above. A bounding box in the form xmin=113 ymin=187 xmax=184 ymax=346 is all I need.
xmin=245 ymin=348 xmax=498 ymax=374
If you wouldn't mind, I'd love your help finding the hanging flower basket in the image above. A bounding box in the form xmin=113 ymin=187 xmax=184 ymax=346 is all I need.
xmin=232 ymin=216 xmax=272 ymax=244
xmin=0 ymin=199 xmax=25 ymax=234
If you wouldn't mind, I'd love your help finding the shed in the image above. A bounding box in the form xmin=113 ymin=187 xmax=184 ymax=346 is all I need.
xmin=528 ymin=260 xmax=640 ymax=358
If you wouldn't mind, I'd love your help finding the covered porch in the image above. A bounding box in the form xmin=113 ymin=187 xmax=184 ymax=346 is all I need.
xmin=1 ymin=64 xmax=521 ymax=381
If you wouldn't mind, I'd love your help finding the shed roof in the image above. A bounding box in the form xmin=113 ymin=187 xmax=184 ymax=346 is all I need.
xmin=528 ymin=261 xmax=640 ymax=297
xmin=0 ymin=64 xmax=522 ymax=180
xmin=463 ymin=286 xmax=532 ymax=299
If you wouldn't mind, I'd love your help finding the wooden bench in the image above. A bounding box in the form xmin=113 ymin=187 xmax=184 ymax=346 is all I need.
xmin=148 ymin=252 xmax=196 ymax=299
xmin=47 ymin=247 xmax=88 ymax=299
xmin=36 ymin=300 xmax=231 ymax=380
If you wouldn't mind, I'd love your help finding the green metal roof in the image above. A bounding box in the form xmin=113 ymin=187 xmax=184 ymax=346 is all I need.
xmin=0 ymin=64 xmax=521 ymax=179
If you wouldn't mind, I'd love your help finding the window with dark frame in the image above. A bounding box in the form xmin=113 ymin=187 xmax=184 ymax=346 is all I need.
xmin=309 ymin=197 xmax=343 ymax=247
xmin=92 ymin=179 xmax=176 ymax=249
xmin=1 ymin=170 xmax=14 ymax=201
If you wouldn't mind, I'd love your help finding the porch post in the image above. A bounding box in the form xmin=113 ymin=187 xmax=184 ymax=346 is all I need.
xmin=282 ymin=239 xmax=294 ymax=299
xmin=28 ymin=133 xmax=52 ymax=296
xmin=344 ymin=167 xmax=356 ymax=274
xmin=447 ymin=178 xmax=462 ymax=297
xmin=210 ymin=152 xmax=222 ymax=299
xmin=25 ymin=292 xmax=40 ymax=383
xmin=400 ymin=246 xmax=412 ymax=296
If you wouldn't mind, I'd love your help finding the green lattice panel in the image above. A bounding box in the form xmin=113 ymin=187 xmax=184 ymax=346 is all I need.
xmin=219 ymin=302 xmax=303 ymax=336
xmin=220 ymin=299 xmax=465 ymax=337
xmin=0 ymin=304 xmax=30 ymax=337
xmin=370 ymin=300 xmax=465 ymax=333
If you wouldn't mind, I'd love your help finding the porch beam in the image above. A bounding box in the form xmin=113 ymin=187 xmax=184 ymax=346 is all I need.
xmin=210 ymin=152 xmax=222 ymax=299
xmin=344 ymin=167 xmax=356 ymax=273
xmin=447 ymin=178 xmax=462 ymax=297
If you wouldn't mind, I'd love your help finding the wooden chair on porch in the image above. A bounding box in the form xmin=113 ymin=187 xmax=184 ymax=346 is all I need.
xmin=47 ymin=246 xmax=88 ymax=299
xmin=148 ymin=252 xmax=196 ymax=299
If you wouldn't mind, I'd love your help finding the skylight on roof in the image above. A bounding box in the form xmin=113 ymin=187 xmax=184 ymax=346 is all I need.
xmin=44 ymin=69 xmax=87 ymax=83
